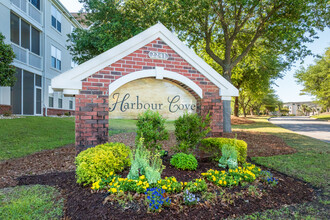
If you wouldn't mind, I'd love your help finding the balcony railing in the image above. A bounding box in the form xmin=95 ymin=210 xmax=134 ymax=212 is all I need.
xmin=11 ymin=43 xmax=43 ymax=70
xmin=11 ymin=0 xmax=42 ymax=26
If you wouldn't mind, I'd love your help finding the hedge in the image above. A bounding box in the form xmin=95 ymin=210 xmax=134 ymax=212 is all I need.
xmin=200 ymin=137 xmax=247 ymax=163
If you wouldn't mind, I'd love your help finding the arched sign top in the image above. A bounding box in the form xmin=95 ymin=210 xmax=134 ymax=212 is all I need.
xmin=108 ymin=67 xmax=203 ymax=99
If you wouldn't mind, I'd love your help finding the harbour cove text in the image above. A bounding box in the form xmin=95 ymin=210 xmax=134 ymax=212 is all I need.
xmin=109 ymin=93 xmax=196 ymax=113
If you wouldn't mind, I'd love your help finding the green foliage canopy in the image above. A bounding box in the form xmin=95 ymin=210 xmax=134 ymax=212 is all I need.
xmin=0 ymin=33 xmax=16 ymax=87
xmin=295 ymin=48 xmax=330 ymax=109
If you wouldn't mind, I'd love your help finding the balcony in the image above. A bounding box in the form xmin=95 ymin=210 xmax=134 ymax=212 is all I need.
xmin=11 ymin=43 xmax=43 ymax=70
xmin=11 ymin=0 xmax=43 ymax=26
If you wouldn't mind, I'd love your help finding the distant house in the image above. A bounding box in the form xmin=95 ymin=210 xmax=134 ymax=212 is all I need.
xmin=283 ymin=101 xmax=321 ymax=116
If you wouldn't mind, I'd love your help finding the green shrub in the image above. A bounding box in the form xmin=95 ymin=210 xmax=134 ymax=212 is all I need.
xmin=170 ymin=153 xmax=198 ymax=170
xmin=135 ymin=110 xmax=168 ymax=151
xmin=218 ymin=144 xmax=238 ymax=169
xmin=174 ymin=112 xmax=211 ymax=153
xmin=200 ymin=137 xmax=247 ymax=163
xmin=128 ymin=138 xmax=164 ymax=184
xmin=75 ymin=142 xmax=131 ymax=185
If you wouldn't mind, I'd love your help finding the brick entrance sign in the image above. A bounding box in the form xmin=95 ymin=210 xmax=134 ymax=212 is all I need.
xmin=50 ymin=23 xmax=238 ymax=151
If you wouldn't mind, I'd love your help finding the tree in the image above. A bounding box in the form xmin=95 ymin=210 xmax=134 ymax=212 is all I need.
xmin=295 ymin=47 xmax=330 ymax=110
xmin=0 ymin=33 xmax=16 ymax=87
xmin=68 ymin=0 xmax=145 ymax=64
xmin=125 ymin=0 xmax=329 ymax=81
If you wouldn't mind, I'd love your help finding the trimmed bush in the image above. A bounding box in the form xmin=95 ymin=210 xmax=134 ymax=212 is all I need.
xmin=136 ymin=110 xmax=168 ymax=151
xmin=75 ymin=142 xmax=131 ymax=185
xmin=200 ymin=137 xmax=247 ymax=163
xmin=174 ymin=112 xmax=211 ymax=153
xmin=170 ymin=153 xmax=198 ymax=170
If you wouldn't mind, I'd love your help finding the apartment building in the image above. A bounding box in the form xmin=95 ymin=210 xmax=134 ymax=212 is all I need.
xmin=0 ymin=0 xmax=82 ymax=115
xmin=283 ymin=101 xmax=322 ymax=116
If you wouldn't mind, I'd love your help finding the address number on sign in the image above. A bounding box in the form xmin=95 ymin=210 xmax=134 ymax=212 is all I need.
xmin=148 ymin=51 xmax=169 ymax=60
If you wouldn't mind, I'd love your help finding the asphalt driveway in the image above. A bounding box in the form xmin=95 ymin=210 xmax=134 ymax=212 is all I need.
xmin=269 ymin=116 xmax=330 ymax=143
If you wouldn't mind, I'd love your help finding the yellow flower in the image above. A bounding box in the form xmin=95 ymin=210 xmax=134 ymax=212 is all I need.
xmin=139 ymin=175 xmax=145 ymax=180
xmin=221 ymin=170 xmax=225 ymax=174
xmin=212 ymin=176 xmax=216 ymax=182
xmin=194 ymin=183 xmax=198 ymax=186
xmin=215 ymin=170 xmax=219 ymax=174
xmin=224 ymin=181 xmax=227 ymax=185
xmin=110 ymin=188 xmax=117 ymax=193
xmin=184 ymin=182 xmax=187 ymax=186
xmin=218 ymin=180 xmax=222 ymax=185
xmin=162 ymin=185 xmax=167 ymax=190
xmin=110 ymin=171 xmax=114 ymax=176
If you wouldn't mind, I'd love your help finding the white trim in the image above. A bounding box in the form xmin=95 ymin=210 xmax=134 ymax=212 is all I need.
xmin=51 ymin=23 xmax=238 ymax=97
xmin=108 ymin=67 xmax=203 ymax=98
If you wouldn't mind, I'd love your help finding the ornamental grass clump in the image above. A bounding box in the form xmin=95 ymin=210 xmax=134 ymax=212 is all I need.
xmin=75 ymin=142 xmax=131 ymax=185
xmin=145 ymin=187 xmax=171 ymax=212
xmin=128 ymin=137 xmax=164 ymax=184
xmin=170 ymin=153 xmax=198 ymax=170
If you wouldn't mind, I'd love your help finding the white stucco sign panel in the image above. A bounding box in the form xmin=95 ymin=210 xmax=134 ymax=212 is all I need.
xmin=109 ymin=78 xmax=197 ymax=119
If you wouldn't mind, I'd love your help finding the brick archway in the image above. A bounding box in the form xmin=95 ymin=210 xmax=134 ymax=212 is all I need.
xmin=50 ymin=23 xmax=238 ymax=151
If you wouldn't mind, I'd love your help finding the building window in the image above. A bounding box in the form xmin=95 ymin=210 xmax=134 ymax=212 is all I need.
xmin=58 ymin=98 xmax=63 ymax=108
xmin=49 ymin=97 xmax=54 ymax=108
xmin=10 ymin=13 xmax=40 ymax=55
xmin=30 ymin=0 xmax=40 ymax=10
xmin=51 ymin=45 xmax=61 ymax=70
xmin=69 ymin=100 xmax=73 ymax=109
xmin=51 ymin=5 xmax=62 ymax=32
xmin=10 ymin=13 xmax=19 ymax=45
xmin=31 ymin=27 xmax=40 ymax=55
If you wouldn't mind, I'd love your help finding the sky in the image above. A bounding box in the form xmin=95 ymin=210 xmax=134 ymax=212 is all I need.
xmin=59 ymin=0 xmax=330 ymax=103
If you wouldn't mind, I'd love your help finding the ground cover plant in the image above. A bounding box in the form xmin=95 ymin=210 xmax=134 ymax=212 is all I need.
xmin=0 ymin=116 xmax=74 ymax=161
xmin=0 ymin=185 xmax=63 ymax=220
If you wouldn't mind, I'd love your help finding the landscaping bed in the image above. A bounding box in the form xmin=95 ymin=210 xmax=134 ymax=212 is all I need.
xmin=110 ymin=131 xmax=296 ymax=157
xmin=17 ymin=158 xmax=314 ymax=219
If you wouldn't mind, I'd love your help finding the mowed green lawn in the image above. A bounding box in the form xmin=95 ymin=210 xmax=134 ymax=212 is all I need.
xmin=109 ymin=119 xmax=175 ymax=135
xmin=0 ymin=117 xmax=75 ymax=161
xmin=311 ymin=114 xmax=330 ymax=121
xmin=232 ymin=117 xmax=330 ymax=190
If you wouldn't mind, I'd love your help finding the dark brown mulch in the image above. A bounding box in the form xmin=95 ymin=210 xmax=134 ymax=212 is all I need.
xmin=18 ymin=158 xmax=314 ymax=220
xmin=110 ymin=131 xmax=296 ymax=158
xmin=231 ymin=116 xmax=255 ymax=125
xmin=0 ymin=144 xmax=76 ymax=188
xmin=222 ymin=131 xmax=297 ymax=157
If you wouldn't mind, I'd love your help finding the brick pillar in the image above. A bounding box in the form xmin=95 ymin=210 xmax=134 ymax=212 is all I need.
xmin=75 ymin=94 xmax=109 ymax=152
xmin=201 ymin=92 xmax=223 ymax=137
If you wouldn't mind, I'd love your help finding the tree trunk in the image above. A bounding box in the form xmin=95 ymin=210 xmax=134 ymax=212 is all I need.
xmin=250 ymin=107 xmax=254 ymax=115
xmin=234 ymin=96 xmax=239 ymax=117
